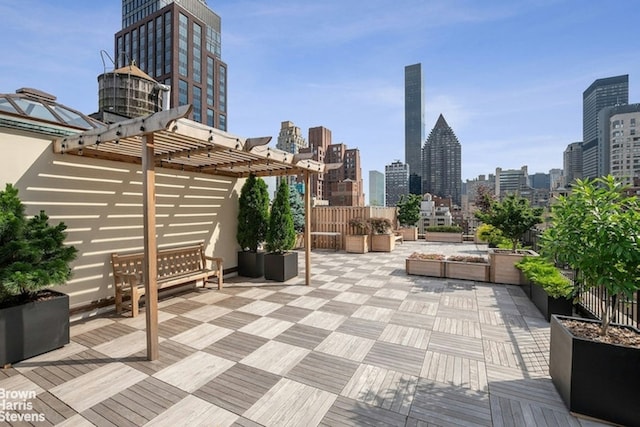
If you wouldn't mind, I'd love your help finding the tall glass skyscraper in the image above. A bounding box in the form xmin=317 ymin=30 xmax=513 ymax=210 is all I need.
xmin=115 ymin=0 xmax=227 ymax=130
xmin=404 ymin=63 xmax=425 ymax=195
xmin=582 ymin=74 xmax=628 ymax=179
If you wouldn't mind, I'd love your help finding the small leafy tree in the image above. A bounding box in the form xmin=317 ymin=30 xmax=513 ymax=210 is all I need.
xmin=540 ymin=176 xmax=640 ymax=336
xmin=0 ymin=184 xmax=77 ymax=304
xmin=475 ymin=194 xmax=542 ymax=252
xmin=236 ymin=174 xmax=269 ymax=252
xmin=397 ymin=194 xmax=422 ymax=227
xmin=266 ymin=180 xmax=296 ymax=253
xmin=288 ymin=184 xmax=305 ymax=233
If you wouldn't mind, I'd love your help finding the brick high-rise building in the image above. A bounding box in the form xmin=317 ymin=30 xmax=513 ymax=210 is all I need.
xmin=115 ymin=0 xmax=227 ymax=129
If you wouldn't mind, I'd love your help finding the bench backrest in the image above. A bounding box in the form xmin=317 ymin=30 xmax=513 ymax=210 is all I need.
xmin=111 ymin=243 xmax=207 ymax=282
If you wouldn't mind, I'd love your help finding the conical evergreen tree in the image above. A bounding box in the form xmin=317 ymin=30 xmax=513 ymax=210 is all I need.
xmin=266 ymin=180 xmax=296 ymax=253
xmin=236 ymin=174 xmax=270 ymax=252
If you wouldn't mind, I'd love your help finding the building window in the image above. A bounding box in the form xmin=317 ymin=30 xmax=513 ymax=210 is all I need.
xmin=164 ymin=11 xmax=172 ymax=75
xmin=178 ymin=13 xmax=188 ymax=77
xmin=206 ymin=57 xmax=214 ymax=106
xmin=147 ymin=20 xmax=154 ymax=76
xmin=193 ymin=23 xmax=202 ymax=84
xmin=155 ymin=16 xmax=163 ymax=77
xmin=218 ymin=65 xmax=226 ymax=113
xmin=178 ymin=80 xmax=188 ymax=106
xmin=139 ymin=23 xmax=146 ymax=71
xmin=219 ymin=114 xmax=226 ymax=131
xmin=193 ymin=86 xmax=201 ymax=122
xmin=207 ymin=109 xmax=214 ymax=127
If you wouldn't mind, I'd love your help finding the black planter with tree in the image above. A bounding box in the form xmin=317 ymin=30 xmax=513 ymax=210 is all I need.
xmin=0 ymin=184 xmax=77 ymax=366
xmin=264 ymin=180 xmax=297 ymax=282
xmin=542 ymin=176 xmax=640 ymax=426
xmin=236 ymin=174 xmax=269 ymax=278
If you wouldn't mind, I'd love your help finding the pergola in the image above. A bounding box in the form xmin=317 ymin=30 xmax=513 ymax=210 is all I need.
xmin=53 ymin=105 xmax=336 ymax=360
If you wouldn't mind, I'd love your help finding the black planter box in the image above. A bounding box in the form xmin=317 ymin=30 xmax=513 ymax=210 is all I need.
xmin=264 ymin=252 xmax=298 ymax=282
xmin=530 ymin=283 xmax=573 ymax=322
xmin=0 ymin=290 xmax=70 ymax=366
xmin=550 ymin=315 xmax=640 ymax=427
xmin=237 ymin=251 xmax=264 ymax=278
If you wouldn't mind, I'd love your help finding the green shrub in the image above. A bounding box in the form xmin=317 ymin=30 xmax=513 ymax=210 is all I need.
xmin=515 ymin=256 xmax=573 ymax=299
xmin=475 ymin=194 xmax=542 ymax=252
xmin=0 ymin=184 xmax=77 ymax=304
xmin=236 ymin=174 xmax=269 ymax=252
xmin=288 ymin=184 xmax=305 ymax=233
xmin=397 ymin=194 xmax=422 ymax=227
xmin=368 ymin=217 xmax=392 ymax=234
xmin=266 ymin=180 xmax=296 ymax=253
xmin=425 ymin=225 xmax=462 ymax=233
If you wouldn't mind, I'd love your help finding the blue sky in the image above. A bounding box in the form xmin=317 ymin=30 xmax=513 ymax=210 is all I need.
xmin=1 ymin=0 xmax=639 ymax=190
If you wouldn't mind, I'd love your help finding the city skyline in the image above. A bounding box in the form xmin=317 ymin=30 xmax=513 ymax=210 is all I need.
xmin=1 ymin=1 xmax=640 ymax=190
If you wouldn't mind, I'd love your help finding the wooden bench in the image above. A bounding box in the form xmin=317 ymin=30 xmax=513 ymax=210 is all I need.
xmin=111 ymin=242 xmax=223 ymax=317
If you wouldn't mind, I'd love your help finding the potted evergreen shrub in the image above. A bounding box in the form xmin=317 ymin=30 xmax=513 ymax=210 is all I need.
xmin=0 ymin=184 xmax=77 ymax=366
xmin=345 ymin=217 xmax=369 ymax=253
xmin=264 ymin=180 xmax=298 ymax=282
xmin=475 ymin=194 xmax=542 ymax=285
xmin=515 ymin=256 xmax=574 ymax=321
xmin=236 ymin=174 xmax=269 ymax=277
xmin=424 ymin=225 xmax=463 ymax=242
xmin=396 ymin=194 xmax=421 ymax=240
xmin=368 ymin=217 xmax=395 ymax=252
xmin=542 ymin=176 xmax=640 ymax=426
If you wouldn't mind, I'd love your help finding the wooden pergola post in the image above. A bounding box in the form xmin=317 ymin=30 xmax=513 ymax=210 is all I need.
xmin=304 ymin=171 xmax=311 ymax=286
xmin=142 ymin=133 xmax=159 ymax=360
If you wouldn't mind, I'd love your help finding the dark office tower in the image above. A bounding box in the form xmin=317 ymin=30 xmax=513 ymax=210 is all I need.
xmin=582 ymin=75 xmax=628 ymax=179
xmin=563 ymin=142 xmax=583 ymax=185
xmin=422 ymin=114 xmax=462 ymax=205
xmin=405 ymin=63 xmax=425 ymax=195
xmin=115 ymin=0 xmax=227 ymax=130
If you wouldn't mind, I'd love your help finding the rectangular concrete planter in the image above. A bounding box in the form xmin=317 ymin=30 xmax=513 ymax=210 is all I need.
xmin=488 ymin=249 xmax=538 ymax=285
xmin=406 ymin=258 xmax=445 ymax=277
xmin=1 ymin=290 xmax=70 ymax=366
xmin=370 ymin=234 xmax=395 ymax=252
xmin=345 ymin=235 xmax=368 ymax=253
xmin=550 ymin=315 xmax=640 ymax=426
xmin=445 ymin=261 xmax=490 ymax=282
xmin=425 ymin=232 xmax=463 ymax=243
xmin=397 ymin=227 xmax=418 ymax=241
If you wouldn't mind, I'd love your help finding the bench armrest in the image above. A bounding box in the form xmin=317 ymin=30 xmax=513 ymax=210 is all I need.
xmin=113 ymin=270 xmax=142 ymax=287
xmin=205 ymin=256 xmax=223 ymax=270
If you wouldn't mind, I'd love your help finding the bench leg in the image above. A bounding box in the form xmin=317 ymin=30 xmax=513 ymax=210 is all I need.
xmin=131 ymin=287 xmax=140 ymax=318
xmin=115 ymin=286 xmax=123 ymax=314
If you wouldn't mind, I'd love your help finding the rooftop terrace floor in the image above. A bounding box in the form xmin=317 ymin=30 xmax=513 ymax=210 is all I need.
xmin=1 ymin=242 xmax=608 ymax=426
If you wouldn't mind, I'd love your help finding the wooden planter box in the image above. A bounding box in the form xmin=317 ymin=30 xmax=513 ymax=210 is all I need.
xmin=445 ymin=261 xmax=490 ymax=282
xmin=425 ymin=232 xmax=463 ymax=243
xmin=371 ymin=234 xmax=395 ymax=252
xmin=397 ymin=227 xmax=418 ymax=241
xmin=406 ymin=258 xmax=445 ymax=277
xmin=345 ymin=235 xmax=368 ymax=253
xmin=488 ymin=249 xmax=538 ymax=285
xmin=530 ymin=282 xmax=573 ymax=322
xmin=1 ymin=290 xmax=70 ymax=366
xmin=550 ymin=315 xmax=640 ymax=426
